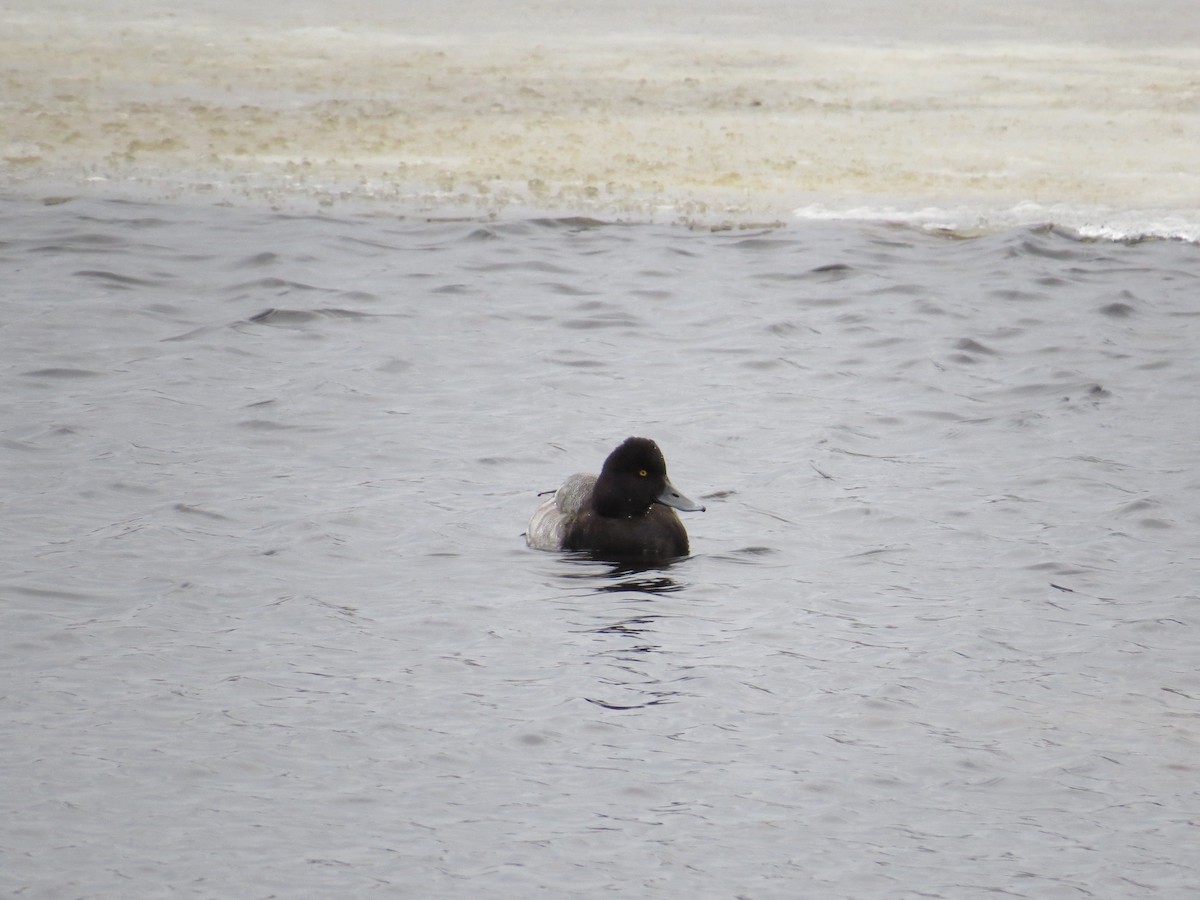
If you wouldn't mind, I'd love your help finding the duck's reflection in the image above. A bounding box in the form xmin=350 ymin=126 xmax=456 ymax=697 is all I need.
xmin=554 ymin=553 xmax=686 ymax=596
xmin=549 ymin=555 xmax=697 ymax=710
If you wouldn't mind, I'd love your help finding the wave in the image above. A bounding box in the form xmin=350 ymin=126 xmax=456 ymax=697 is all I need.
xmin=793 ymin=201 xmax=1200 ymax=244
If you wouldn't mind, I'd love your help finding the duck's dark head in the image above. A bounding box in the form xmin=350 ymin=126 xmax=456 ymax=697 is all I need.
xmin=591 ymin=437 xmax=705 ymax=519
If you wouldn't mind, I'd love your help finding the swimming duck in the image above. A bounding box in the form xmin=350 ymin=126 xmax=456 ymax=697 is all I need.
xmin=526 ymin=437 xmax=705 ymax=559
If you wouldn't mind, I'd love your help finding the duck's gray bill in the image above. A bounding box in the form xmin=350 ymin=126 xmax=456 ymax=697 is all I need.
xmin=656 ymin=478 xmax=706 ymax=512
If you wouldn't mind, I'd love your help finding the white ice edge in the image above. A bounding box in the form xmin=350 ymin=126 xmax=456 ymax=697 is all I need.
xmin=793 ymin=201 xmax=1200 ymax=243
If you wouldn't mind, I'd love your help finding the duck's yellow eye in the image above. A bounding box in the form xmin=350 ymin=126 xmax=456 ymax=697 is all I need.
xmin=639 ymin=469 xmax=648 ymax=477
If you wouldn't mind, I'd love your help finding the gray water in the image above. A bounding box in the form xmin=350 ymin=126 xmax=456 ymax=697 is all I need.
xmin=3 ymin=196 xmax=1199 ymax=898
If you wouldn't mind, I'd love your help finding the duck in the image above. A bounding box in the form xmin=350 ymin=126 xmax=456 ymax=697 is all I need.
xmin=526 ymin=437 xmax=705 ymax=560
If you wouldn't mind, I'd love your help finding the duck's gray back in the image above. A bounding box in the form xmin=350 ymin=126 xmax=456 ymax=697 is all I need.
xmin=553 ymin=473 xmax=596 ymax=515
xmin=525 ymin=473 xmax=596 ymax=550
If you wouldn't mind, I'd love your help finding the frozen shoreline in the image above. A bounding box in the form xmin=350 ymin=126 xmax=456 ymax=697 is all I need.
xmin=4 ymin=2 xmax=1200 ymax=237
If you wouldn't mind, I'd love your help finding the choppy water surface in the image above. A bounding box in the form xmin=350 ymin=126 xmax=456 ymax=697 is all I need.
xmin=3 ymin=196 xmax=1199 ymax=898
